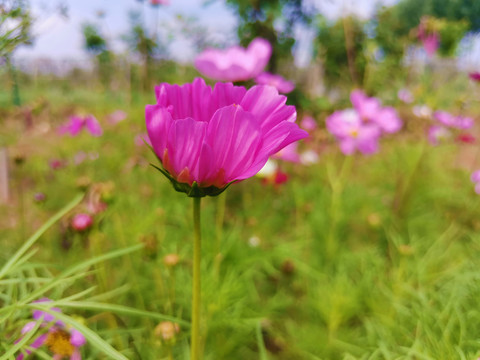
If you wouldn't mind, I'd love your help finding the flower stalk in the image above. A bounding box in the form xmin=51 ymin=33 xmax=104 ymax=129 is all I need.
xmin=191 ymin=197 xmax=202 ymax=360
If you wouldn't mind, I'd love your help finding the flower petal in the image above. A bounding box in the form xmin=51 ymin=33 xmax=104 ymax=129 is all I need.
xmin=166 ymin=118 xmax=207 ymax=183
xmin=145 ymin=105 xmax=174 ymax=162
xmin=240 ymin=85 xmax=296 ymax=133
xmin=70 ymin=329 xmax=86 ymax=347
xmin=154 ymin=78 xmax=212 ymax=122
xmin=84 ymin=115 xmax=103 ymax=137
xmin=206 ymin=105 xmax=263 ymax=183
xmin=16 ymin=334 xmax=48 ymax=360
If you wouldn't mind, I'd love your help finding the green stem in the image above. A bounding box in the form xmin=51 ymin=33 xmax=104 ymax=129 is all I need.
xmin=325 ymin=156 xmax=353 ymax=259
xmin=191 ymin=197 xmax=202 ymax=360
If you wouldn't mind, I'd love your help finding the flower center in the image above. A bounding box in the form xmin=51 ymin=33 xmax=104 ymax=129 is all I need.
xmin=350 ymin=129 xmax=359 ymax=138
xmin=45 ymin=330 xmax=75 ymax=357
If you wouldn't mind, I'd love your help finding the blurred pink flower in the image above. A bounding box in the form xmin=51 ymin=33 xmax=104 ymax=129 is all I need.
xmin=351 ymin=90 xmax=402 ymax=134
xmin=300 ymin=116 xmax=317 ymax=131
xmin=135 ymin=133 xmax=152 ymax=147
xmin=471 ymin=170 xmax=480 ymax=194
xmin=58 ymin=115 xmax=103 ymax=137
xmin=16 ymin=299 xmax=86 ymax=360
xmin=146 ymin=77 xmax=307 ymax=197
xmin=49 ymin=159 xmax=67 ymax=170
xmin=397 ymin=89 xmax=413 ymax=103
xmin=469 ymin=72 xmax=480 ymax=82
xmin=255 ymin=72 xmax=295 ymax=93
xmin=300 ymin=150 xmax=319 ymax=165
xmin=194 ymin=38 xmax=272 ymax=82
xmin=456 ymin=133 xmax=476 ymax=144
xmin=326 ymin=109 xmax=381 ymax=155
xmin=107 ymin=110 xmax=127 ymax=125
xmin=413 ymin=105 xmax=433 ymax=118
xmin=427 ymin=125 xmax=451 ymax=146
xmin=150 ymin=0 xmax=169 ymax=5
xmin=434 ymin=111 xmax=473 ymax=129
xmin=71 ymin=213 xmax=93 ymax=232
xmin=273 ymin=142 xmax=301 ymax=163
xmin=418 ymin=18 xmax=439 ymax=57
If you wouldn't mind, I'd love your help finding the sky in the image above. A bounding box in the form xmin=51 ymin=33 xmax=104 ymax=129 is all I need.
xmin=14 ymin=0 xmax=402 ymax=66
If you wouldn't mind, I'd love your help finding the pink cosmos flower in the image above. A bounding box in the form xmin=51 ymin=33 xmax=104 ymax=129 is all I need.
xmin=273 ymin=142 xmax=301 ymax=163
xmin=150 ymin=0 xmax=169 ymax=5
xmin=397 ymin=89 xmax=413 ymax=103
xmin=106 ymin=110 xmax=127 ymax=125
xmin=456 ymin=133 xmax=476 ymax=144
xmin=58 ymin=115 xmax=103 ymax=137
xmin=255 ymin=72 xmax=295 ymax=94
xmin=469 ymin=72 xmax=480 ymax=82
xmin=49 ymin=159 xmax=67 ymax=170
xmin=135 ymin=133 xmax=152 ymax=147
xmin=427 ymin=125 xmax=451 ymax=146
xmin=71 ymin=213 xmax=93 ymax=232
xmin=471 ymin=170 xmax=480 ymax=194
xmin=194 ymin=38 xmax=272 ymax=82
xmin=433 ymin=111 xmax=474 ymax=129
xmin=300 ymin=116 xmax=317 ymax=131
xmin=418 ymin=18 xmax=439 ymax=57
xmin=16 ymin=299 xmax=86 ymax=360
xmin=350 ymin=90 xmax=402 ymax=134
xmin=326 ymin=109 xmax=381 ymax=155
xmin=146 ymin=77 xmax=307 ymax=197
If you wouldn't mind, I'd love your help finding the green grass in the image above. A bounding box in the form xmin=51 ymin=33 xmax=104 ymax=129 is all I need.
xmin=1 ymin=74 xmax=480 ymax=360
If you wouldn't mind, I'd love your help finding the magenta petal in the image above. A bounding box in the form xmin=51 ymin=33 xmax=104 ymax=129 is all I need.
xmin=20 ymin=322 xmax=38 ymax=335
xmin=16 ymin=334 xmax=48 ymax=360
xmin=166 ymin=118 xmax=207 ymax=182
xmin=339 ymin=138 xmax=356 ymax=155
xmin=247 ymin=38 xmax=272 ymax=78
xmin=373 ymin=107 xmax=402 ymax=133
xmin=240 ymin=85 xmax=296 ymax=133
xmin=211 ymin=82 xmax=246 ymax=110
xmin=206 ymin=105 xmax=263 ymax=182
xmin=70 ymin=329 xmax=86 ymax=347
xmin=262 ymin=121 xmax=308 ymax=156
xmin=194 ymin=38 xmax=272 ymax=82
xmin=471 ymin=170 xmax=480 ymax=183
xmin=70 ymin=349 xmax=82 ymax=360
xmin=84 ymin=115 xmax=103 ymax=136
xmin=146 ymin=105 xmax=174 ymax=162
xmin=155 ymin=78 xmax=213 ymax=122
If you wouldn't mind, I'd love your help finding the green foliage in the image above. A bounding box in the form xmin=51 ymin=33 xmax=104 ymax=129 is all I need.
xmin=314 ymin=16 xmax=367 ymax=86
xmin=82 ymin=23 xmax=107 ymax=55
xmin=0 ymin=0 xmax=32 ymax=57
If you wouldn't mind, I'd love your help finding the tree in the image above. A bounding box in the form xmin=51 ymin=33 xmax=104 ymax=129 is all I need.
xmin=1 ymin=0 xmax=32 ymax=106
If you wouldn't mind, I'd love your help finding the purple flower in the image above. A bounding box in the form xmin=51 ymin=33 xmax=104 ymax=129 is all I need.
xmin=58 ymin=115 xmax=103 ymax=137
xmin=273 ymin=142 xmax=301 ymax=163
xmin=106 ymin=110 xmax=127 ymax=125
xmin=255 ymin=72 xmax=295 ymax=94
xmin=469 ymin=72 xmax=480 ymax=82
xmin=16 ymin=299 xmax=86 ymax=360
xmin=71 ymin=213 xmax=93 ymax=232
xmin=471 ymin=170 xmax=480 ymax=194
xmin=146 ymin=77 xmax=307 ymax=197
xmin=427 ymin=125 xmax=451 ymax=146
xmin=326 ymin=109 xmax=381 ymax=155
xmin=418 ymin=18 xmax=439 ymax=57
xmin=350 ymin=90 xmax=402 ymax=134
xmin=397 ymin=89 xmax=413 ymax=103
xmin=194 ymin=38 xmax=272 ymax=82
xmin=433 ymin=111 xmax=474 ymax=130
xmin=300 ymin=116 xmax=317 ymax=131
